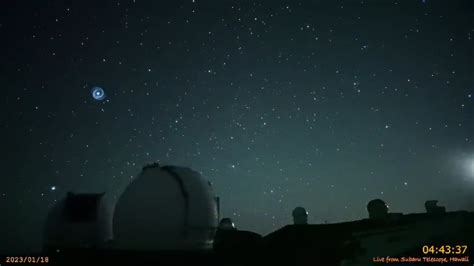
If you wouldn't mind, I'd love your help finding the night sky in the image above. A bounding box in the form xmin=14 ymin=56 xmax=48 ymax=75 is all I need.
xmin=1 ymin=0 xmax=473 ymax=253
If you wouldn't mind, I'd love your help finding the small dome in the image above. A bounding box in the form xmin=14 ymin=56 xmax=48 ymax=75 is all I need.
xmin=292 ymin=207 xmax=308 ymax=225
xmin=367 ymin=199 xmax=389 ymax=219
xmin=219 ymin=218 xmax=236 ymax=230
xmin=425 ymin=200 xmax=446 ymax=213
xmin=43 ymin=192 xmax=113 ymax=251
xmin=113 ymin=164 xmax=218 ymax=250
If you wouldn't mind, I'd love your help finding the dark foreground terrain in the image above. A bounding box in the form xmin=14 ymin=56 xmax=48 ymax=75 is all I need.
xmin=4 ymin=210 xmax=474 ymax=266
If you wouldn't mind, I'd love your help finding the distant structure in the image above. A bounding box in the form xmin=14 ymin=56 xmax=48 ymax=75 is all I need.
xmin=43 ymin=192 xmax=113 ymax=251
xmin=213 ymin=217 xmax=262 ymax=252
xmin=367 ymin=199 xmax=389 ymax=219
xmin=113 ymin=163 xmax=219 ymax=250
xmin=425 ymin=200 xmax=446 ymax=214
xmin=292 ymin=207 xmax=308 ymax=225
xmin=218 ymin=218 xmax=237 ymax=230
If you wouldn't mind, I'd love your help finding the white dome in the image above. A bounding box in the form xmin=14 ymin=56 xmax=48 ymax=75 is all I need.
xmin=43 ymin=192 xmax=113 ymax=251
xmin=113 ymin=164 xmax=218 ymax=250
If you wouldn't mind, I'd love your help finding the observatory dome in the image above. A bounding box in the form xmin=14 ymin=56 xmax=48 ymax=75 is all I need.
xmin=43 ymin=192 xmax=113 ymax=251
xmin=113 ymin=163 xmax=218 ymax=250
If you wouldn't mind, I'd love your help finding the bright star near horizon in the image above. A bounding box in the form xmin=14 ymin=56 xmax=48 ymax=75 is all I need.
xmin=455 ymin=155 xmax=474 ymax=183
xmin=467 ymin=159 xmax=474 ymax=177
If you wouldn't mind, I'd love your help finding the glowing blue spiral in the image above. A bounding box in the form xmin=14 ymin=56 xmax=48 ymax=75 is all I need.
xmin=91 ymin=86 xmax=106 ymax=101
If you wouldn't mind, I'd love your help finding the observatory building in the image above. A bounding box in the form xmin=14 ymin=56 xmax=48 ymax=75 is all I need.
xmin=43 ymin=192 xmax=113 ymax=251
xmin=113 ymin=163 xmax=219 ymax=250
